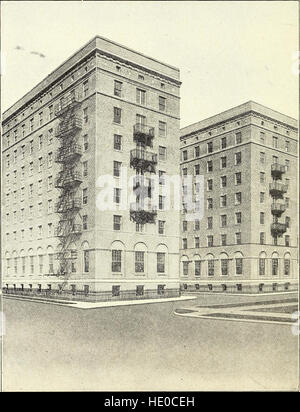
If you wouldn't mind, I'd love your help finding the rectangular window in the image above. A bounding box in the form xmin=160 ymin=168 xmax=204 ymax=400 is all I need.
xmin=236 ymin=258 xmax=243 ymax=275
xmin=207 ymin=235 xmax=213 ymax=247
xmin=235 ymin=172 xmax=242 ymax=185
xmin=220 ymin=156 xmax=226 ymax=168
xmin=82 ymin=215 xmax=88 ymax=230
xmin=158 ymin=121 xmax=167 ymax=137
xmin=284 ymin=259 xmax=290 ymax=276
xmin=260 ymin=212 xmax=265 ymax=224
xmin=114 ymin=80 xmax=122 ymax=97
xmin=260 ymin=172 xmax=265 ymax=183
xmin=221 ymin=137 xmax=227 ymax=149
xmin=82 ymin=188 xmax=88 ymax=204
xmin=207 ymin=179 xmax=213 ymax=191
xmin=112 ymin=285 xmax=120 ymax=297
xmin=135 ymin=251 xmax=145 ymax=272
xmin=207 ymin=198 xmax=213 ymax=210
xmin=236 ymin=232 xmax=241 ymax=245
xmin=260 ymin=232 xmax=265 ymax=245
xmin=195 ymin=237 xmax=200 ymax=248
xmin=114 ymin=188 xmax=121 ymax=204
xmin=113 ymin=107 xmax=121 ymax=124
xmin=182 ymin=238 xmax=187 ymax=249
xmin=259 ymin=258 xmax=265 ymax=276
xmin=221 ymin=214 xmax=227 ymax=227
xmin=260 ymin=192 xmax=265 ymax=203
xmin=194 ymin=219 xmax=200 ymax=231
xmin=112 ymin=250 xmax=122 ymax=272
xmin=207 ymin=160 xmax=213 ymax=172
xmin=208 ymin=260 xmax=214 ymax=276
xmin=235 ymin=152 xmax=242 ymax=165
xmin=285 ymin=235 xmax=290 ymax=246
xmin=260 ymin=152 xmax=265 ymax=164
xmin=83 ymin=108 xmax=88 ymax=123
xmin=235 ymin=192 xmax=242 ymax=205
xmin=49 ymin=105 xmax=53 ymax=120
xmin=48 ymin=152 xmax=53 ymax=168
xmin=182 ymin=150 xmax=188 ymax=161
xmin=260 ymin=132 xmax=265 ymax=144
xmin=158 ymin=220 xmax=165 ymax=234
xmin=157 ymin=253 xmax=165 ymax=273
xmin=113 ymin=161 xmax=121 ymax=177
xmin=195 ymin=261 xmax=201 ymax=276
xmin=83 ymin=80 xmax=89 ymax=97
xmin=235 ymin=132 xmax=242 ymax=144
xmin=159 ymin=146 xmax=167 ymax=161
xmin=114 ymin=134 xmax=122 ymax=150
xmin=207 ymin=142 xmax=213 ymax=153
xmin=235 ymin=212 xmax=242 ymax=224
xmin=136 ymin=88 xmax=146 ymax=105
xmin=195 ymin=146 xmax=200 ymax=157
xmin=272 ymin=136 xmax=278 ymax=148
xmin=113 ymin=215 xmax=121 ymax=231
xmin=221 ymin=234 xmax=227 ymax=246
xmin=83 ymin=134 xmax=89 ymax=151
xmin=220 ymin=176 xmax=227 ymax=188
xmin=221 ymin=259 xmax=229 ymax=276
xmin=159 ymin=96 xmax=166 ymax=112
xmin=183 ymin=261 xmax=189 ymax=276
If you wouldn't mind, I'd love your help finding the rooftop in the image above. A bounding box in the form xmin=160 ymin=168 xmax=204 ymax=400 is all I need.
xmin=181 ymin=101 xmax=298 ymax=138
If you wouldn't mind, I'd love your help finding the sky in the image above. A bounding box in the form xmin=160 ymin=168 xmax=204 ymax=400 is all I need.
xmin=1 ymin=1 xmax=299 ymax=127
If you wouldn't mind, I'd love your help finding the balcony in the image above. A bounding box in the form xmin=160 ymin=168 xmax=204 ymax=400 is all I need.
xmin=271 ymin=222 xmax=287 ymax=236
xmin=271 ymin=163 xmax=286 ymax=178
xmin=55 ymin=171 xmax=82 ymax=189
xmin=55 ymin=145 xmax=82 ymax=163
xmin=133 ymin=123 xmax=154 ymax=147
xmin=130 ymin=149 xmax=157 ymax=174
xmin=269 ymin=182 xmax=288 ymax=198
xmin=55 ymin=198 xmax=82 ymax=213
xmin=54 ymin=93 xmax=81 ymax=117
xmin=56 ymin=249 xmax=78 ymax=260
xmin=71 ymin=224 xmax=82 ymax=234
xmin=271 ymin=202 xmax=286 ymax=216
xmin=55 ymin=116 xmax=82 ymax=138
xmin=130 ymin=201 xmax=157 ymax=224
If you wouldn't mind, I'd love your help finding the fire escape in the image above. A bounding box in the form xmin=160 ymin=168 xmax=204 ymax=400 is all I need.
xmin=130 ymin=123 xmax=157 ymax=224
xmin=54 ymin=92 xmax=83 ymax=289
xmin=269 ymin=163 xmax=288 ymax=240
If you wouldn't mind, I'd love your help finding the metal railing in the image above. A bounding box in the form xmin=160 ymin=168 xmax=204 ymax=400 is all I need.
xmin=55 ymin=117 xmax=82 ymax=137
xmin=130 ymin=149 xmax=157 ymax=163
xmin=271 ymin=163 xmax=286 ymax=174
xmin=269 ymin=182 xmax=288 ymax=194
xmin=54 ymin=92 xmax=81 ymax=116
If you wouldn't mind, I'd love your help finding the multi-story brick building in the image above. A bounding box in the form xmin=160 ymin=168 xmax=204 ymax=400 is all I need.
xmin=180 ymin=101 xmax=298 ymax=293
xmin=2 ymin=36 xmax=181 ymax=301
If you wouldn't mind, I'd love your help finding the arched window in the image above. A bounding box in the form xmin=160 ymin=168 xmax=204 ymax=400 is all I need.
xmin=284 ymin=252 xmax=291 ymax=276
xmin=259 ymin=251 xmax=267 ymax=276
xmin=5 ymin=252 xmax=10 ymax=276
xmin=134 ymin=242 xmax=147 ymax=274
xmin=28 ymin=248 xmax=34 ymax=274
xmin=181 ymin=255 xmax=189 ymax=276
xmin=111 ymin=240 xmax=124 ymax=274
xmin=271 ymin=252 xmax=279 ymax=276
xmin=220 ymin=252 xmax=229 ymax=276
xmin=20 ymin=249 xmax=26 ymax=275
xmin=37 ymin=247 xmax=44 ymax=275
xmin=194 ymin=254 xmax=201 ymax=277
xmin=47 ymin=246 xmax=54 ymax=274
xmin=206 ymin=253 xmax=215 ymax=276
xmin=12 ymin=250 xmax=18 ymax=275
xmin=82 ymin=241 xmax=90 ymax=273
xmin=234 ymin=251 xmax=243 ymax=275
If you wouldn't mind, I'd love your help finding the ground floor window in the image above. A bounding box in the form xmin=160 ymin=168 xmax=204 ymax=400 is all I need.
xmin=208 ymin=260 xmax=214 ymax=276
xmin=183 ymin=261 xmax=189 ymax=276
xmin=112 ymin=250 xmax=121 ymax=272
xmin=84 ymin=250 xmax=90 ymax=273
xmin=272 ymin=258 xmax=279 ymax=276
xmin=30 ymin=256 xmax=34 ymax=274
xmin=49 ymin=254 xmax=54 ymax=274
xmin=272 ymin=283 xmax=277 ymax=291
xmin=157 ymin=253 xmax=165 ymax=273
xmin=112 ymin=285 xmax=120 ymax=296
xmin=135 ymin=251 xmax=145 ymax=273
xmin=195 ymin=260 xmax=201 ymax=276
xmin=136 ymin=285 xmax=144 ymax=296
xmin=195 ymin=284 xmax=200 ymax=290
xmin=222 ymin=284 xmax=227 ymax=291
xmin=284 ymin=259 xmax=290 ymax=276
xmin=22 ymin=257 xmax=26 ymax=274
xmin=235 ymin=258 xmax=243 ymax=275
xmin=236 ymin=284 xmax=242 ymax=291
xmin=259 ymin=283 xmax=264 ymax=292
xmin=221 ymin=259 xmax=228 ymax=276
xmin=259 ymin=258 xmax=265 ymax=276
xmin=157 ymin=284 xmax=165 ymax=295
xmin=71 ymin=284 xmax=76 ymax=295
xmin=208 ymin=284 xmax=213 ymax=291
xmin=84 ymin=285 xmax=89 ymax=296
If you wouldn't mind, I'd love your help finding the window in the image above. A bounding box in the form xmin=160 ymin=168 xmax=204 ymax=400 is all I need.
xmin=159 ymin=96 xmax=166 ymax=112
xmin=182 ymin=150 xmax=188 ymax=161
xmin=48 ymin=152 xmax=53 ymax=168
xmin=260 ymin=152 xmax=265 ymax=164
xmin=235 ymin=212 xmax=242 ymax=224
xmin=22 ymin=124 xmax=25 ymax=138
xmin=113 ymin=161 xmax=121 ymax=177
xmin=235 ymin=172 xmax=242 ymax=185
xmin=14 ymin=129 xmax=18 ymax=142
xmin=221 ymin=137 xmax=227 ymax=149
xmin=221 ymin=234 xmax=227 ymax=246
xmin=113 ymin=107 xmax=121 ymax=124
xmin=272 ymin=136 xmax=278 ymax=148
xmin=182 ymin=220 xmax=187 ymax=232
xmin=205 ymin=178 xmax=212 ymax=191
xmin=259 ymin=258 xmax=265 ymax=276
xmin=272 ymin=258 xmax=279 ymax=276
xmin=83 ymin=80 xmax=89 ymax=97
xmin=235 ymin=132 xmax=242 ymax=144
xmin=83 ymin=107 xmax=88 ymax=123
xmin=182 ymin=168 xmax=187 ymax=176
xmin=83 ymin=134 xmax=89 ymax=151
xmin=207 ymin=198 xmax=213 ymax=210
xmin=195 ymin=260 xmax=201 ymax=276
xmin=195 ymin=237 xmax=200 ymax=248
xmin=114 ymin=188 xmax=121 ymax=204
xmin=207 ymin=235 xmax=213 ymax=247
xmin=236 ymin=258 xmax=243 ymax=275
xmin=135 ymin=251 xmax=145 ymax=272
xmin=183 ymin=261 xmax=189 ymax=276
xmin=82 ymin=188 xmax=88 ymax=204
xmin=285 ymin=159 xmax=290 ymax=171
xmin=30 ymin=256 xmax=34 ymax=274
xmin=207 ymin=160 xmax=213 ymax=172
xmin=49 ymin=105 xmax=53 ymax=120
xmin=114 ymin=134 xmax=122 ymax=151
xmin=48 ymin=129 xmax=53 ymax=145
xmin=157 ymin=121 xmax=167 ymax=138
xmin=285 ymin=140 xmax=290 ymax=152
xmin=260 ymin=132 xmax=265 ymax=144
xmin=236 ymin=232 xmax=241 ymax=245
xmin=220 ymin=195 xmax=227 ymax=207
xmin=194 ymin=219 xmax=200 ymax=231
xmin=221 ymin=215 xmax=227 ymax=227
xmin=235 ymin=192 xmax=242 ymax=205
xmin=48 ymin=223 xmax=53 ymax=237
xmin=157 ymin=253 xmax=165 ymax=273
xmin=159 ymin=146 xmax=167 ymax=161
xmin=285 ymin=216 xmax=290 ymax=228
xmin=48 ymin=199 xmax=53 ymax=214
xmin=259 ymin=212 xmax=265 ymax=225
xmin=30 ymin=118 xmax=34 ymax=132
xmin=208 ymin=260 xmax=214 ymax=276
xmin=38 ymin=157 xmax=43 ymax=173
xmin=285 ymin=197 xmax=290 ymax=208
xmin=112 ymin=285 xmax=120 ymax=297
xmin=29 ymin=184 xmax=33 ymax=197
xmin=207 ymin=142 xmax=213 ymax=153
xmin=114 ymin=80 xmax=122 ymax=97
xmin=235 ymin=152 xmax=242 ymax=165
xmin=159 ymin=170 xmax=166 ymax=185
xmin=284 ymin=259 xmax=290 ymax=276
xmin=260 ymin=172 xmax=265 ymax=183
xmin=14 ymin=149 xmax=17 ymax=163
xmin=192 ymin=164 xmax=199 ymax=176
xmin=220 ymin=156 xmax=226 ymax=168
xmin=113 ymin=215 xmax=121 ymax=231
xmin=39 ymin=112 xmax=43 ymax=126
xmin=84 ymin=250 xmax=89 ymax=273
xmin=285 ymin=235 xmax=290 ymax=246
xmin=110 ymin=250 xmax=121 ymax=272
xmin=221 ymin=176 xmax=227 ymax=188
xmin=221 ymin=259 xmax=229 ymax=276
xmin=260 ymin=232 xmax=265 ymax=245
xmin=195 ymin=146 xmax=200 ymax=157
xmin=158 ymin=220 xmax=165 ymax=234
xmin=259 ymin=192 xmax=265 ymax=204
xmin=136 ymin=88 xmax=146 ymax=105
xmin=182 ymin=238 xmax=187 ymax=249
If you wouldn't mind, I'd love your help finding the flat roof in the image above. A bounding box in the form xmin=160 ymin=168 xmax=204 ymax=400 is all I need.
xmin=181 ymin=101 xmax=298 ymax=137
xmin=3 ymin=35 xmax=180 ymax=122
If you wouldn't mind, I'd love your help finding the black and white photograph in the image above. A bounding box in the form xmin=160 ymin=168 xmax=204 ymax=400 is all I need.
xmin=0 ymin=0 xmax=299 ymax=393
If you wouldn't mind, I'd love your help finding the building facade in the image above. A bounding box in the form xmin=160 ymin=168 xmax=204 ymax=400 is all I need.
xmin=180 ymin=101 xmax=298 ymax=293
xmin=2 ymin=36 xmax=181 ymax=301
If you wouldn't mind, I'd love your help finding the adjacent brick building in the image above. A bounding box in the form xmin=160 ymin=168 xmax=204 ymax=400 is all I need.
xmin=180 ymin=101 xmax=298 ymax=293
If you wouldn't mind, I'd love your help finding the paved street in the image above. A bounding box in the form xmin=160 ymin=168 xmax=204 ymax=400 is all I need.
xmin=2 ymin=292 xmax=298 ymax=391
